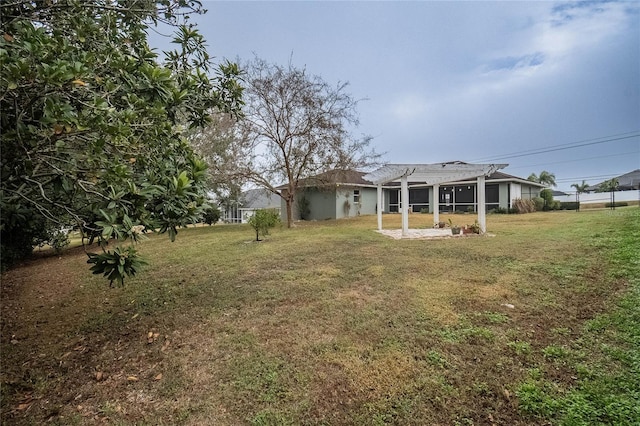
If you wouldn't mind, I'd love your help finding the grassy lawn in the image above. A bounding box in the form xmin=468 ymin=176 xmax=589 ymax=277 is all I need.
xmin=1 ymin=209 xmax=639 ymax=425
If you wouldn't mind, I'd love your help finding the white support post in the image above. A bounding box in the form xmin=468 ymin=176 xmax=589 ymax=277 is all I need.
xmin=433 ymin=184 xmax=440 ymax=226
xmin=477 ymin=175 xmax=486 ymax=233
xmin=401 ymin=175 xmax=409 ymax=236
xmin=377 ymin=184 xmax=383 ymax=231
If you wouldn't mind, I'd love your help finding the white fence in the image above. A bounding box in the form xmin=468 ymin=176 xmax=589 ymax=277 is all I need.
xmin=555 ymin=190 xmax=640 ymax=205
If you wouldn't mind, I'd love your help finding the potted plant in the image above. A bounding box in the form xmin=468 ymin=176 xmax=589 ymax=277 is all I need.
xmin=463 ymin=220 xmax=481 ymax=234
xmin=448 ymin=218 xmax=461 ymax=235
xmin=469 ymin=220 xmax=481 ymax=234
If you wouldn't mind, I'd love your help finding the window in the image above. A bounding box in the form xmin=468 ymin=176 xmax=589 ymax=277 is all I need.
xmin=353 ymin=189 xmax=360 ymax=204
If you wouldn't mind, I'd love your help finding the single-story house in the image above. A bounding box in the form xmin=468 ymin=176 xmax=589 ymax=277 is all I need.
xmin=276 ymin=162 xmax=546 ymax=222
xmin=221 ymin=188 xmax=281 ymax=223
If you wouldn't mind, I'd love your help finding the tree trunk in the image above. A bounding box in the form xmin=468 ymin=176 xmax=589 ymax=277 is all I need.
xmin=285 ymin=195 xmax=294 ymax=228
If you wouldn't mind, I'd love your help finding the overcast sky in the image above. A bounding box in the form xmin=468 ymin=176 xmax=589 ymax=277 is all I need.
xmin=153 ymin=1 xmax=639 ymax=191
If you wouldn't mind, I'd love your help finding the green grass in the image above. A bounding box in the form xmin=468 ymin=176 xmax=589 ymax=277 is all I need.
xmin=1 ymin=209 xmax=639 ymax=425
xmin=516 ymin=209 xmax=640 ymax=425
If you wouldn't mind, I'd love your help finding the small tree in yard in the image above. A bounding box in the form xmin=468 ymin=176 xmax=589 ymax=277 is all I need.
xmin=248 ymin=209 xmax=280 ymax=241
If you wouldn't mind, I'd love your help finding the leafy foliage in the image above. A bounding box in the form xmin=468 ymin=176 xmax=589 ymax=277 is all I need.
xmin=201 ymin=204 xmax=221 ymax=225
xmin=247 ymin=209 xmax=280 ymax=241
xmin=597 ymin=178 xmax=619 ymax=193
xmin=87 ymin=246 xmax=147 ymax=287
xmin=528 ymin=170 xmax=556 ymax=187
xmin=0 ymin=1 xmax=242 ymax=282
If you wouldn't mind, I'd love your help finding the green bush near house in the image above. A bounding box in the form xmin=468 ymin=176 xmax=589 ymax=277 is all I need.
xmin=605 ymin=201 xmax=628 ymax=208
xmin=201 ymin=205 xmax=221 ymax=225
xmin=532 ymin=197 xmax=545 ymax=211
xmin=558 ymin=202 xmax=580 ymax=211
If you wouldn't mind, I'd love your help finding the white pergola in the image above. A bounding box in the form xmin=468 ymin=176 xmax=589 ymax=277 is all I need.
xmin=363 ymin=163 xmax=508 ymax=236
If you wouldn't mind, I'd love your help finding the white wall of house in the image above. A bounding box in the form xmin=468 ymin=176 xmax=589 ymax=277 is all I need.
xmin=510 ymin=183 xmax=522 ymax=204
xmin=359 ymin=187 xmax=378 ymax=216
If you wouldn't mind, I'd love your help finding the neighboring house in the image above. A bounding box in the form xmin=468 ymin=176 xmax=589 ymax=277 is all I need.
xmin=586 ymin=169 xmax=640 ymax=192
xmin=221 ymin=188 xmax=281 ymax=223
xmin=276 ymin=170 xmax=379 ymax=221
xmin=276 ymin=163 xmax=545 ymax=221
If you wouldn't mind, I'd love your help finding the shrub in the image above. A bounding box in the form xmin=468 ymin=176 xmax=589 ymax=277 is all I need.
xmin=201 ymin=205 xmax=221 ymax=225
xmin=489 ymin=207 xmax=508 ymax=214
xmin=532 ymin=197 xmax=545 ymax=211
xmin=605 ymin=202 xmax=628 ymax=208
xmin=540 ymin=189 xmax=555 ymax=210
xmin=513 ymin=198 xmax=536 ymax=214
xmin=559 ymin=202 xmax=580 ymax=211
xmin=547 ymin=200 xmax=561 ymax=211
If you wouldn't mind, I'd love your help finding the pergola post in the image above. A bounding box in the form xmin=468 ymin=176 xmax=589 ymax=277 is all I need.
xmin=377 ymin=183 xmax=383 ymax=231
xmin=433 ymin=184 xmax=440 ymax=226
xmin=401 ymin=175 xmax=409 ymax=236
xmin=477 ymin=175 xmax=486 ymax=233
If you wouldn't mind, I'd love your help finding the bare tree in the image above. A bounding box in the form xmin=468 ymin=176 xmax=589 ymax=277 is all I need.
xmin=188 ymin=112 xmax=245 ymax=206
xmin=209 ymin=57 xmax=380 ymax=227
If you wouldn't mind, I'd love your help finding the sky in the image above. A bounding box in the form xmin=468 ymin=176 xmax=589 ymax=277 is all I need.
xmin=151 ymin=1 xmax=640 ymax=192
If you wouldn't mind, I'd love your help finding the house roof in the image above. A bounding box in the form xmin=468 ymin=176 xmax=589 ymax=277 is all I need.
xmin=587 ymin=169 xmax=640 ymax=191
xmin=275 ymin=169 xmax=375 ymax=190
xmin=456 ymin=170 xmax=547 ymax=187
xmin=240 ymin=188 xmax=281 ymax=209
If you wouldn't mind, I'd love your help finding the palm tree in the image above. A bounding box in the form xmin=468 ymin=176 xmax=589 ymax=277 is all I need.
xmin=538 ymin=170 xmax=557 ymax=187
xmin=570 ymin=180 xmax=589 ymax=211
xmin=598 ymin=178 xmax=619 ymax=210
xmin=528 ymin=170 xmax=556 ymax=187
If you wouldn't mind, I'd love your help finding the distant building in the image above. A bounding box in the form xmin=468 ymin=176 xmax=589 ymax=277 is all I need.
xmin=221 ymin=188 xmax=281 ymax=224
xmin=586 ymin=169 xmax=640 ymax=192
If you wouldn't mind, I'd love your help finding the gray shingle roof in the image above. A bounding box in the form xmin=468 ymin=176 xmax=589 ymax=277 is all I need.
xmin=586 ymin=169 xmax=640 ymax=191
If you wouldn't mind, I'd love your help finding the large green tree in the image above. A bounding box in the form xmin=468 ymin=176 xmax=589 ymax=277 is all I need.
xmin=0 ymin=0 xmax=243 ymax=283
